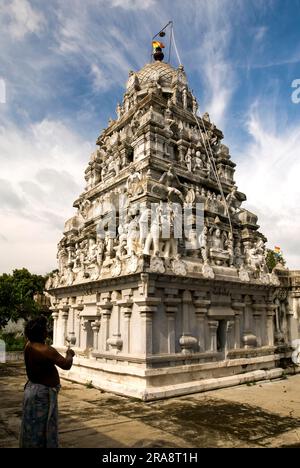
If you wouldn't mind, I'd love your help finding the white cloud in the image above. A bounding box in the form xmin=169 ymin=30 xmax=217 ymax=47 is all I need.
xmin=0 ymin=0 xmax=46 ymax=40
xmin=254 ymin=26 xmax=268 ymax=42
xmin=109 ymin=0 xmax=155 ymax=9
xmin=0 ymin=119 xmax=93 ymax=274
xmin=183 ymin=0 xmax=238 ymax=129
xmin=53 ymin=6 xmax=143 ymax=91
xmin=90 ymin=64 xmax=110 ymax=91
xmin=236 ymin=102 xmax=300 ymax=269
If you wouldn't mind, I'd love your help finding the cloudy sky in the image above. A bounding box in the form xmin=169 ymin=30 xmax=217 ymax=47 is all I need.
xmin=0 ymin=0 xmax=299 ymax=274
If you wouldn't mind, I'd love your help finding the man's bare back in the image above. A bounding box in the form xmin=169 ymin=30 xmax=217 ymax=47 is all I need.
xmin=24 ymin=342 xmax=74 ymax=387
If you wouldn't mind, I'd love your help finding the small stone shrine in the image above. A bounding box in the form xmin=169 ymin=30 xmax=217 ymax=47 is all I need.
xmin=46 ymin=41 xmax=297 ymax=399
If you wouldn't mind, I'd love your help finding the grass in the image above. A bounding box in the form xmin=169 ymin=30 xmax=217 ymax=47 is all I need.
xmin=246 ymin=381 xmax=257 ymax=387
xmin=85 ymin=381 xmax=94 ymax=389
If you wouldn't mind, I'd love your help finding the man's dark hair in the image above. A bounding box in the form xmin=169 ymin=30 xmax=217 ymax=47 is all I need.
xmin=25 ymin=316 xmax=47 ymax=343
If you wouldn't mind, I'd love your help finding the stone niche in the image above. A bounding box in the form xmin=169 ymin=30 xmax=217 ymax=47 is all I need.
xmin=46 ymin=60 xmax=296 ymax=400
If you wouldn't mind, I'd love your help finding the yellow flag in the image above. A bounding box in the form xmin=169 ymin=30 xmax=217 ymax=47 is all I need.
xmin=152 ymin=41 xmax=165 ymax=49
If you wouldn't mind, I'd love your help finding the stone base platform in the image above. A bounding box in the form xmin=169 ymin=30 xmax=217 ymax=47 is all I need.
xmin=58 ymin=349 xmax=288 ymax=401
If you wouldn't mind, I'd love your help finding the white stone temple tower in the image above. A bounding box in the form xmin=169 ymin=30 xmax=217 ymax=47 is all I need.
xmin=46 ymin=51 xmax=295 ymax=399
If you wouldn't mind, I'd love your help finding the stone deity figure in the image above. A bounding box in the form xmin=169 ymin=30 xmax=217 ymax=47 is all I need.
xmin=57 ymin=245 xmax=68 ymax=274
xmin=159 ymin=164 xmax=183 ymax=202
xmin=205 ymin=191 xmax=212 ymax=210
xmin=104 ymin=231 xmax=115 ymax=259
xmin=95 ymin=238 xmax=105 ymax=273
xmin=226 ymin=186 xmax=240 ymax=215
xmin=185 ymin=187 xmax=196 ymax=204
xmin=126 ymin=167 xmax=142 ymax=197
xmin=246 ymin=238 xmax=267 ymax=273
xmin=139 ymin=208 xmax=150 ymax=250
xmin=192 ymin=95 xmax=198 ymax=114
xmin=79 ymin=198 xmax=92 ymax=219
xmin=117 ymin=219 xmax=128 ymax=257
xmin=117 ymin=215 xmax=139 ymax=257
xmin=234 ymin=241 xmax=243 ymax=268
xmin=131 ymin=110 xmax=142 ymax=134
xmin=225 ymin=232 xmax=234 ymax=267
xmin=216 ymin=194 xmax=225 ymax=214
xmin=65 ymin=265 xmax=75 ymax=286
xmin=199 ymin=226 xmax=209 ymax=263
xmin=194 ymin=151 xmax=203 ymax=171
xmin=210 ymin=193 xmax=218 ymax=213
xmin=73 ymin=237 xmax=99 ymax=280
xmin=73 ymin=243 xmax=81 ymax=269
xmin=185 ymin=148 xmax=192 ymax=172
xmin=106 ymin=152 xmax=116 ymax=175
xmin=202 ymin=112 xmax=211 ymax=122
xmin=84 ymin=238 xmax=98 ymax=271
xmin=199 ymin=156 xmax=211 ymax=178
xmin=114 ymin=153 xmax=121 ymax=175
xmin=209 ymin=227 xmax=226 ymax=252
xmin=143 ymin=206 xmax=161 ymax=256
xmin=127 ymin=216 xmax=140 ymax=256
xmin=164 ymin=102 xmax=175 ymax=132
xmin=161 ymin=203 xmax=180 ymax=259
xmin=116 ymin=102 xmax=122 ymax=119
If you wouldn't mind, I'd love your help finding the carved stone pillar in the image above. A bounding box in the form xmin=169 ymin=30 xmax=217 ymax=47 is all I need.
xmin=67 ymin=299 xmax=78 ymax=347
xmin=232 ymin=301 xmax=245 ymax=349
xmin=226 ymin=320 xmax=235 ymax=352
xmin=242 ymin=296 xmax=257 ymax=349
xmin=274 ymin=299 xmax=285 ymax=345
xmin=61 ymin=310 xmax=69 ymax=346
xmin=117 ymin=289 xmax=133 ymax=354
xmin=253 ymin=312 xmax=262 ymax=347
xmin=51 ymin=311 xmax=59 ymax=346
xmin=49 ymin=297 xmax=59 ymax=345
xmin=97 ymin=292 xmax=113 ymax=352
xmin=286 ymin=306 xmax=296 ymax=343
xmin=74 ymin=297 xmax=84 ymax=349
xmin=252 ymin=302 xmax=265 ymax=347
xmin=81 ymin=319 xmax=90 ymax=351
xmin=180 ymin=290 xmax=197 ymax=354
xmin=165 ymin=289 xmax=180 ymax=354
xmin=266 ymin=303 xmax=276 ymax=346
xmin=135 ymin=297 xmax=160 ymax=355
xmin=58 ymin=299 xmax=69 ymax=347
xmin=107 ymin=291 xmax=123 ymax=354
xmin=91 ymin=320 xmax=101 ymax=351
xmin=194 ymin=294 xmax=210 ymax=353
xmin=208 ymin=320 xmax=219 ymax=352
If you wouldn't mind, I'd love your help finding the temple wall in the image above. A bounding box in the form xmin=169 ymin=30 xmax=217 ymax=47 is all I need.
xmin=50 ymin=275 xmax=285 ymax=362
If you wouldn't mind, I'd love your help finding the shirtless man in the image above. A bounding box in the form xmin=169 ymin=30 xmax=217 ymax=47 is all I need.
xmin=20 ymin=316 xmax=75 ymax=448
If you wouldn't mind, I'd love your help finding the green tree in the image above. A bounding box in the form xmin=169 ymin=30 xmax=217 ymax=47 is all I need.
xmin=266 ymin=249 xmax=286 ymax=273
xmin=0 ymin=268 xmax=46 ymax=328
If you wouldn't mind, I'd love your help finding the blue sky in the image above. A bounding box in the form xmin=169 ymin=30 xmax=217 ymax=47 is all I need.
xmin=0 ymin=0 xmax=300 ymax=273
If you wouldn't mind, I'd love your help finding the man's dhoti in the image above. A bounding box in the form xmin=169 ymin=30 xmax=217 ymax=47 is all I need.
xmin=19 ymin=381 xmax=60 ymax=448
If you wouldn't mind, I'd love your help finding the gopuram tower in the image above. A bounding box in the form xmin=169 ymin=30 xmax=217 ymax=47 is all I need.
xmin=46 ymin=34 xmax=293 ymax=400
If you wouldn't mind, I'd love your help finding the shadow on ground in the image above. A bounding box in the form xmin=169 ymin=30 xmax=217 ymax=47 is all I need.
xmin=85 ymin=394 xmax=300 ymax=448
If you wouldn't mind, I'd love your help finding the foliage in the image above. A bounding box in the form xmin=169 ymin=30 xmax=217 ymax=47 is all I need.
xmin=0 ymin=268 xmax=46 ymax=328
xmin=266 ymin=249 xmax=286 ymax=273
xmin=0 ymin=332 xmax=26 ymax=351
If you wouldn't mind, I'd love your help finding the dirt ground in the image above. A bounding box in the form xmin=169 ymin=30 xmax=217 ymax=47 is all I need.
xmin=1 ymin=362 xmax=300 ymax=448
